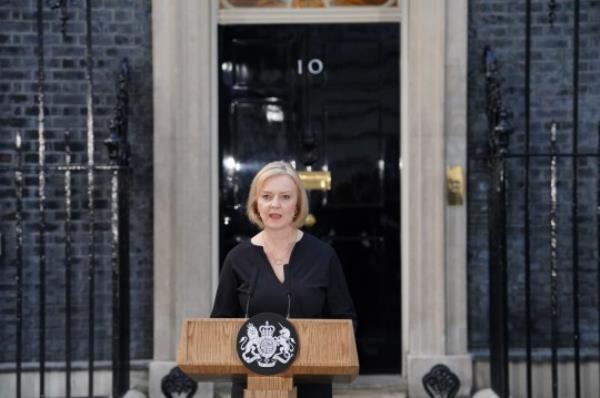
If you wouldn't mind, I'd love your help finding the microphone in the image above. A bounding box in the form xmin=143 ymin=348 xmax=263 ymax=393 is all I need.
xmin=244 ymin=267 xmax=259 ymax=318
xmin=283 ymin=264 xmax=292 ymax=319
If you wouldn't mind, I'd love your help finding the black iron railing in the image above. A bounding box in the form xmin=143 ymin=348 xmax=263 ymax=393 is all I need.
xmin=4 ymin=1 xmax=132 ymax=397
xmin=482 ymin=1 xmax=599 ymax=396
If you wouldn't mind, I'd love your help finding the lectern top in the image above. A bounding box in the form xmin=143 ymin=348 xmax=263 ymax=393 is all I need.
xmin=177 ymin=318 xmax=358 ymax=382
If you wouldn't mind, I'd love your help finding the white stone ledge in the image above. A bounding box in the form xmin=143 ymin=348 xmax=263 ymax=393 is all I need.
xmin=219 ymin=8 xmax=402 ymax=25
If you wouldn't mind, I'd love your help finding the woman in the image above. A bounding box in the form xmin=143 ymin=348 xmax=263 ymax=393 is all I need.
xmin=211 ymin=161 xmax=356 ymax=398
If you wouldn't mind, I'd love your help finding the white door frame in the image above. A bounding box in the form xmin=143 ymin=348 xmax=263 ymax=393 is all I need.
xmin=151 ymin=1 xmax=470 ymax=396
xmin=212 ymin=0 xmax=405 ymax=372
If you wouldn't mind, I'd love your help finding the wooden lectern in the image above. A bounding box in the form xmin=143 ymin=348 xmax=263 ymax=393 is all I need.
xmin=177 ymin=318 xmax=359 ymax=398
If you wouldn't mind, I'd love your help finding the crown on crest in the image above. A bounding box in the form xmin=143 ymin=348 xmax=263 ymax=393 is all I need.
xmin=259 ymin=321 xmax=275 ymax=337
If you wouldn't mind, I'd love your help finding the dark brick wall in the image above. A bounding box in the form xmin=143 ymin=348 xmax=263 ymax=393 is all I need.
xmin=0 ymin=0 xmax=153 ymax=362
xmin=2 ymin=0 xmax=596 ymax=365
xmin=468 ymin=0 xmax=600 ymax=351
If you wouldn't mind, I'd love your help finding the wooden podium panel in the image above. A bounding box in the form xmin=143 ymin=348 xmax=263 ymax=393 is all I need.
xmin=177 ymin=318 xmax=358 ymax=383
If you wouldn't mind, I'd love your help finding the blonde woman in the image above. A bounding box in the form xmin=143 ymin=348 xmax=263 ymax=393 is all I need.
xmin=211 ymin=161 xmax=356 ymax=398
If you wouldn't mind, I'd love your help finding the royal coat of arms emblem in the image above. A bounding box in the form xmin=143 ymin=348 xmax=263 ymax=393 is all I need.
xmin=236 ymin=313 xmax=299 ymax=375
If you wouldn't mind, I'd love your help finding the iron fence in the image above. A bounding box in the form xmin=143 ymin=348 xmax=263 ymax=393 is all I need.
xmin=482 ymin=1 xmax=600 ymax=396
xmin=2 ymin=1 xmax=132 ymax=397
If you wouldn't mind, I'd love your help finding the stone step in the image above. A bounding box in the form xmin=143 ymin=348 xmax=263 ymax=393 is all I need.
xmin=214 ymin=375 xmax=407 ymax=398
xmin=333 ymin=390 xmax=407 ymax=398
xmin=215 ymin=389 xmax=406 ymax=398
xmin=334 ymin=375 xmax=407 ymax=397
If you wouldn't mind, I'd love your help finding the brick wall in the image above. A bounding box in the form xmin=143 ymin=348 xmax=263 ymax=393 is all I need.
xmin=0 ymin=0 xmax=153 ymax=362
xmin=468 ymin=0 xmax=600 ymax=352
xmin=2 ymin=0 xmax=596 ymax=365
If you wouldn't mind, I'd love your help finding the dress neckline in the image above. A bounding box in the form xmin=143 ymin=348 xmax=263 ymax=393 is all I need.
xmin=251 ymin=233 xmax=306 ymax=284
xmin=249 ymin=230 xmax=305 ymax=248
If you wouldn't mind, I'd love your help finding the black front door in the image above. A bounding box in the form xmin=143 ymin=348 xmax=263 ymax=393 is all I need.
xmin=219 ymin=23 xmax=401 ymax=373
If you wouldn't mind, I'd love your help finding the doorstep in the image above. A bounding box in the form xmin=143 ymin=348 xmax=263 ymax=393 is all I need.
xmin=214 ymin=375 xmax=407 ymax=398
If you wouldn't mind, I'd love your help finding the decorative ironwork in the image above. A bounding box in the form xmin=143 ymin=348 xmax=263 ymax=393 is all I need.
xmin=548 ymin=0 xmax=557 ymax=27
xmin=570 ymin=3 xmax=582 ymax=397
xmin=422 ymin=364 xmax=460 ymax=398
xmin=14 ymin=132 xmax=23 ymax=398
xmin=105 ymin=59 xmax=131 ymax=165
xmin=549 ymin=121 xmax=559 ymax=398
xmin=63 ymin=130 xmax=73 ymax=398
xmin=480 ymin=3 xmax=595 ymax=398
xmin=484 ymin=46 xmax=511 ymax=397
xmin=83 ymin=0 xmax=97 ymax=395
xmin=524 ymin=3 xmax=533 ymax=396
xmin=597 ymin=121 xmax=600 ymax=378
xmin=48 ymin=0 xmax=70 ymax=39
xmin=161 ymin=367 xmax=198 ymax=398
xmin=484 ymin=47 xmax=512 ymax=157
xmin=10 ymin=3 xmax=133 ymax=398
xmin=36 ymin=1 xmax=48 ymax=395
xmin=105 ymin=58 xmax=131 ymax=398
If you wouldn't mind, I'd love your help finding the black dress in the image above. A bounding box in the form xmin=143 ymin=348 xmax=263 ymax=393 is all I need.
xmin=210 ymin=232 xmax=357 ymax=398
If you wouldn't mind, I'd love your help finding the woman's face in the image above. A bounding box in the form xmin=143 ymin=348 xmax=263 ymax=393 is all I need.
xmin=256 ymin=174 xmax=299 ymax=231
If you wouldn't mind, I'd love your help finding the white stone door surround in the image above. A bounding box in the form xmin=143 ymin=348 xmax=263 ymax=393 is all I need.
xmin=150 ymin=1 xmax=471 ymax=397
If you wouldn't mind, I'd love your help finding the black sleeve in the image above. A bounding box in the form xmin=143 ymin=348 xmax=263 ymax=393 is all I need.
xmin=210 ymin=253 xmax=242 ymax=318
xmin=326 ymin=251 xmax=358 ymax=330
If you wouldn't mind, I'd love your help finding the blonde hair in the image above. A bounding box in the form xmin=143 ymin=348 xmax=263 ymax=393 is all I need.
xmin=246 ymin=161 xmax=309 ymax=229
